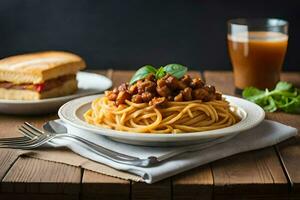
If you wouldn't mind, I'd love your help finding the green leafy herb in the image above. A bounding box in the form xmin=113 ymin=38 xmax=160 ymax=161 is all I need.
xmin=163 ymin=64 xmax=187 ymax=79
xmin=129 ymin=65 xmax=157 ymax=85
xmin=275 ymin=81 xmax=293 ymax=91
xmin=156 ymin=67 xmax=166 ymax=79
xmin=129 ymin=63 xmax=188 ymax=84
xmin=242 ymin=81 xmax=300 ymax=114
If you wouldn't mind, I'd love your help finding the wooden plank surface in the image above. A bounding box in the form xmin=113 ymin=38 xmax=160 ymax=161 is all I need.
xmin=0 ymin=114 xmax=65 ymax=196
xmin=172 ymin=165 xmax=213 ymax=200
xmin=204 ymin=71 xmax=290 ymax=199
xmin=0 ymin=149 xmax=20 ymax=180
xmin=81 ymin=170 xmax=130 ymax=200
xmin=271 ymin=72 xmax=300 ymax=198
xmin=131 ymin=179 xmax=171 ymax=200
xmin=2 ymin=157 xmax=81 ymax=194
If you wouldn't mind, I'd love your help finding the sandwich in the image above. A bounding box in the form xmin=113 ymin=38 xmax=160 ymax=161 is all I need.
xmin=0 ymin=51 xmax=86 ymax=100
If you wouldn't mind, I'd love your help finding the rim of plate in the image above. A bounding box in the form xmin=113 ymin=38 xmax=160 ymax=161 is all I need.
xmin=0 ymin=72 xmax=112 ymax=104
xmin=58 ymin=94 xmax=265 ymax=140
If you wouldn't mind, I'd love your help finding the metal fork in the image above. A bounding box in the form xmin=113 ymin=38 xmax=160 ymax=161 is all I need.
xmin=0 ymin=122 xmax=158 ymax=167
xmin=0 ymin=123 xmax=42 ymax=145
xmin=0 ymin=125 xmax=54 ymax=149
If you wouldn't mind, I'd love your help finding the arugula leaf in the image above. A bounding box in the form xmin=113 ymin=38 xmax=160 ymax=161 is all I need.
xmin=279 ymin=96 xmax=300 ymax=113
xmin=242 ymin=81 xmax=300 ymax=114
xmin=129 ymin=65 xmax=157 ymax=84
xmin=263 ymin=96 xmax=277 ymax=112
xmin=242 ymin=87 xmax=265 ymax=102
xmin=275 ymin=81 xmax=293 ymax=91
xmin=163 ymin=64 xmax=187 ymax=79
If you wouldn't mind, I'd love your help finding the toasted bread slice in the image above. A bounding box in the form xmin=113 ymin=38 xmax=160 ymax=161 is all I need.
xmin=0 ymin=51 xmax=86 ymax=84
xmin=0 ymin=78 xmax=78 ymax=100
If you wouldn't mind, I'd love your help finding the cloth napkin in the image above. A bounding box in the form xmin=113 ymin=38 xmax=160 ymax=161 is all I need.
xmin=26 ymin=120 xmax=297 ymax=184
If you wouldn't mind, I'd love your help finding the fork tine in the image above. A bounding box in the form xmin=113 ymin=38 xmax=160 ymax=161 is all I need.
xmin=19 ymin=126 xmax=46 ymax=142
xmin=0 ymin=126 xmax=42 ymax=145
xmin=0 ymin=137 xmax=31 ymax=144
xmin=19 ymin=125 xmax=38 ymax=139
xmin=0 ymin=130 xmax=38 ymax=145
xmin=0 ymin=138 xmax=36 ymax=146
xmin=0 ymin=123 xmax=48 ymax=148
xmin=24 ymin=122 xmax=44 ymax=135
xmin=0 ymin=132 xmax=49 ymax=149
xmin=0 ymin=133 xmax=45 ymax=147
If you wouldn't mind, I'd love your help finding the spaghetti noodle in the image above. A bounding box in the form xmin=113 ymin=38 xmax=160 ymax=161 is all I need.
xmin=84 ymin=96 xmax=240 ymax=133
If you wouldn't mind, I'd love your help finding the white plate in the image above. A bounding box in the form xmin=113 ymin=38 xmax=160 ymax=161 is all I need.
xmin=58 ymin=94 xmax=265 ymax=146
xmin=0 ymin=72 xmax=112 ymax=115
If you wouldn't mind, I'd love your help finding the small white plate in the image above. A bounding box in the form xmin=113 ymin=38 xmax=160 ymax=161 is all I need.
xmin=58 ymin=94 xmax=265 ymax=146
xmin=0 ymin=72 xmax=112 ymax=115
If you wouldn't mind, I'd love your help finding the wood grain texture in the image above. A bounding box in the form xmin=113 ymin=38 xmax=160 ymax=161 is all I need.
xmin=81 ymin=170 xmax=130 ymax=200
xmin=0 ymin=194 xmax=78 ymax=200
xmin=203 ymin=71 xmax=235 ymax=95
xmin=173 ymin=165 xmax=213 ymax=200
xmin=0 ymin=111 xmax=59 ymax=194
xmin=131 ymin=179 xmax=171 ymax=200
xmin=281 ymin=72 xmax=300 ymax=87
xmin=0 ymin=149 xmax=20 ymax=180
xmin=110 ymin=70 xmax=135 ymax=87
xmin=212 ymin=148 xmax=288 ymax=199
xmin=204 ymin=71 xmax=289 ymax=199
xmin=270 ymin=72 xmax=300 ymax=197
xmin=0 ymin=114 xmax=57 ymax=138
xmin=1 ymin=157 xmax=81 ymax=195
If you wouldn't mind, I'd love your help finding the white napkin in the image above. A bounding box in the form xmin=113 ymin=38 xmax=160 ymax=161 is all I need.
xmin=47 ymin=120 xmax=297 ymax=183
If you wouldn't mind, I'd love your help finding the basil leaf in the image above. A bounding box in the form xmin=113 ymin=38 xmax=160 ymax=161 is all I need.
xmin=155 ymin=67 xmax=166 ymax=79
xmin=163 ymin=64 xmax=187 ymax=79
xmin=129 ymin=65 xmax=157 ymax=84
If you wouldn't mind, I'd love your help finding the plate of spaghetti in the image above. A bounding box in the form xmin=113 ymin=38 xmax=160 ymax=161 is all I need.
xmin=58 ymin=64 xmax=265 ymax=146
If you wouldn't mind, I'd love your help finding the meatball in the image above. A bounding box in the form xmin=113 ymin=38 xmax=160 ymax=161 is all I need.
xmin=192 ymin=88 xmax=209 ymax=100
xmin=190 ymin=78 xmax=204 ymax=89
xmin=182 ymin=87 xmax=192 ymax=101
xmin=141 ymin=92 xmax=153 ymax=102
xmin=116 ymin=91 xmax=131 ymax=105
xmin=105 ymin=91 xmax=117 ymax=101
xmin=149 ymin=97 xmax=167 ymax=107
xmin=131 ymin=94 xmax=143 ymax=103
xmin=174 ymin=93 xmax=183 ymax=102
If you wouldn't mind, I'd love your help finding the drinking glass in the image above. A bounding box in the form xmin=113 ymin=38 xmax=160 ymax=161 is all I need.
xmin=227 ymin=18 xmax=288 ymax=92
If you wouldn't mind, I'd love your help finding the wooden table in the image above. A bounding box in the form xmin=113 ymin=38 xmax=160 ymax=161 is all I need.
xmin=0 ymin=70 xmax=299 ymax=200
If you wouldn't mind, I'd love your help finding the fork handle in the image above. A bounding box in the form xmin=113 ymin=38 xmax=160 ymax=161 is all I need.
xmin=50 ymin=134 xmax=158 ymax=167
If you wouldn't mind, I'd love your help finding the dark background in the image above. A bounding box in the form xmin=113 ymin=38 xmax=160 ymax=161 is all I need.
xmin=0 ymin=0 xmax=299 ymax=71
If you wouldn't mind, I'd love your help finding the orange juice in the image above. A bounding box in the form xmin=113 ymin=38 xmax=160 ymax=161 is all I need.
xmin=228 ymin=31 xmax=288 ymax=89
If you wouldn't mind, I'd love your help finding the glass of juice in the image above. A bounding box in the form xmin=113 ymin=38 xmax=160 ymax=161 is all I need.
xmin=227 ymin=18 xmax=288 ymax=92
